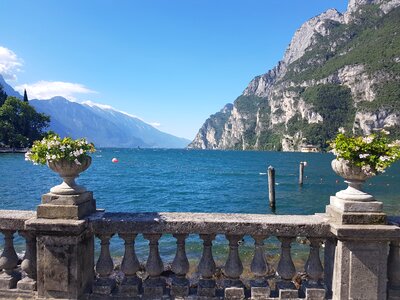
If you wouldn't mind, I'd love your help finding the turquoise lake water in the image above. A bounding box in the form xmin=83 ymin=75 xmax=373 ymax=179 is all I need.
xmin=1 ymin=149 xmax=399 ymax=265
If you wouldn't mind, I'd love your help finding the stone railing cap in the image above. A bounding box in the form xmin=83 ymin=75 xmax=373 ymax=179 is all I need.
xmin=0 ymin=210 xmax=36 ymax=230
xmin=89 ymin=212 xmax=331 ymax=237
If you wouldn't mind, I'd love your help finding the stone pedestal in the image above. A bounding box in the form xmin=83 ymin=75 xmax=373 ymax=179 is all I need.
xmin=117 ymin=276 xmax=142 ymax=297
xmin=327 ymin=196 xmax=386 ymax=225
xmin=37 ymin=191 xmax=96 ymax=220
xmin=25 ymin=218 xmax=94 ymax=299
xmin=330 ymin=223 xmax=400 ymax=300
xmin=143 ymin=277 xmax=165 ymax=299
xmin=198 ymin=278 xmax=216 ymax=297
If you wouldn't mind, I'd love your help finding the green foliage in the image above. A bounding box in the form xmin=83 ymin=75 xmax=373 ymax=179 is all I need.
xmin=257 ymin=130 xmax=283 ymax=151
xmin=299 ymin=84 xmax=355 ymax=149
xmin=330 ymin=130 xmax=400 ymax=175
xmin=284 ymin=6 xmax=400 ymax=82
xmin=287 ymin=113 xmax=308 ymax=136
xmin=234 ymin=95 xmax=264 ymax=116
xmin=26 ymin=134 xmax=96 ymax=165
xmin=0 ymin=84 xmax=6 ymax=107
xmin=0 ymin=97 xmax=50 ymax=147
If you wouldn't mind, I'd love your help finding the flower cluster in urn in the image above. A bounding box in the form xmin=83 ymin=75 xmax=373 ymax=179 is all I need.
xmin=330 ymin=128 xmax=400 ymax=176
xmin=25 ymin=134 xmax=96 ymax=195
xmin=25 ymin=134 xmax=96 ymax=165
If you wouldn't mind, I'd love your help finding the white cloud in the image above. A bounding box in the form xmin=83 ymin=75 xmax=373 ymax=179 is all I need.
xmin=0 ymin=46 xmax=23 ymax=81
xmin=15 ymin=81 xmax=97 ymax=100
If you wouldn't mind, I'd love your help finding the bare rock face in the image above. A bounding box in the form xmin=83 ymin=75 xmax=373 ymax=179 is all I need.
xmin=355 ymin=111 xmax=400 ymax=135
xmin=189 ymin=0 xmax=400 ymax=151
xmin=283 ymin=9 xmax=344 ymax=66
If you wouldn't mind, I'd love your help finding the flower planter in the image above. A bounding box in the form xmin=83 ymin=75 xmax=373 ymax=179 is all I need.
xmin=331 ymin=159 xmax=374 ymax=201
xmin=47 ymin=157 xmax=92 ymax=195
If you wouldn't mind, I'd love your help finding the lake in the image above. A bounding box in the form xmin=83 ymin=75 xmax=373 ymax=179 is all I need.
xmin=1 ymin=149 xmax=399 ymax=264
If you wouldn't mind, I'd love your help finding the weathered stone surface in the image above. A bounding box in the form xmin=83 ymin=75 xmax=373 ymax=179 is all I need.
xmin=0 ymin=272 xmax=20 ymax=289
xmin=89 ymin=212 xmax=330 ymax=237
xmin=143 ymin=277 xmax=165 ymax=299
xmin=330 ymin=196 xmax=383 ymax=212
xmin=224 ymin=287 xmax=245 ymax=300
xmin=34 ymin=221 xmax=94 ymax=299
xmin=278 ymin=288 xmax=299 ymax=298
xmin=117 ymin=276 xmax=141 ymax=297
xmin=327 ymin=205 xmax=387 ymax=225
xmin=305 ymin=287 xmax=326 ymax=299
xmin=37 ymin=198 xmax=96 ymax=220
xmin=0 ymin=210 xmax=35 ymax=230
xmin=198 ymin=279 xmax=216 ymax=297
xmin=332 ymin=240 xmax=389 ymax=300
xmin=92 ymin=277 xmax=116 ymax=295
xmin=251 ymin=286 xmax=271 ymax=298
xmin=330 ymin=222 xmax=400 ymax=240
xmin=42 ymin=191 xmax=93 ymax=205
xmin=17 ymin=277 xmax=37 ymax=291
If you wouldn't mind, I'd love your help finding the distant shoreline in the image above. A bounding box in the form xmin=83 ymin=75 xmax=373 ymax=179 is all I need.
xmin=0 ymin=148 xmax=28 ymax=153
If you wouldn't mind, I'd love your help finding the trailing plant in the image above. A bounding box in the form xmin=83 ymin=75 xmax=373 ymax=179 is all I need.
xmin=25 ymin=134 xmax=95 ymax=165
xmin=329 ymin=128 xmax=400 ymax=176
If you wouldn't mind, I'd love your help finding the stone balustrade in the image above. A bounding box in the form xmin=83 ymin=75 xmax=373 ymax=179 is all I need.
xmin=0 ymin=210 xmax=400 ymax=299
xmin=89 ymin=212 xmax=331 ymax=299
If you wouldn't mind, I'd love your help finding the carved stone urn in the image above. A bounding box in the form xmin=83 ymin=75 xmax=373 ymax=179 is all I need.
xmin=47 ymin=156 xmax=92 ymax=195
xmin=331 ymin=158 xmax=374 ymax=201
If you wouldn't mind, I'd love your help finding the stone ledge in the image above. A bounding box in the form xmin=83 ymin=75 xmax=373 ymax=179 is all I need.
xmin=330 ymin=222 xmax=400 ymax=240
xmin=326 ymin=205 xmax=387 ymax=225
xmin=25 ymin=218 xmax=88 ymax=235
xmin=89 ymin=212 xmax=331 ymax=237
xmin=0 ymin=210 xmax=36 ymax=231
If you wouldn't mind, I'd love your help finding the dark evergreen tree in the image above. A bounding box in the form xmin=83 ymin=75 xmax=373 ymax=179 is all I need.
xmin=23 ymin=89 xmax=28 ymax=102
xmin=0 ymin=97 xmax=50 ymax=147
xmin=0 ymin=84 xmax=7 ymax=107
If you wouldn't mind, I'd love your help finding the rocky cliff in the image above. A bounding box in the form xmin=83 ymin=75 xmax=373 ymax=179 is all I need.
xmin=189 ymin=0 xmax=400 ymax=151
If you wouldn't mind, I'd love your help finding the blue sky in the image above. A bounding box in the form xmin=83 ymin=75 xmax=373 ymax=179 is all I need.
xmin=0 ymin=0 xmax=348 ymax=139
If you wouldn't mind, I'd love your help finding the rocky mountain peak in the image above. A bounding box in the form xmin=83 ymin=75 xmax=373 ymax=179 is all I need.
xmin=282 ymin=8 xmax=343 ymax=66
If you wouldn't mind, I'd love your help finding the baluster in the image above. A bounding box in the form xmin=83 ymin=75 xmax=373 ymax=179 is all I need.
xmin=93 ymin=233 xmax=116 ymax=295
xmin=118 ymin=233 xmax=142 ymax=297
xmin=0 ymin=230 xmax=21 ymax=289
xmin=143 ymin=233 xmax=165 ymax=299
xmin=303 ymin=238 xmax=325 ymax=300
xmin=224 ymin=234 xmax=245 ymax=300
xmin=324 ymin=238 xmax=336 ymax=299
xmin=17 ymin=231 xmax=37 ymax=291
xmin=250 ymin=235 xmax=271 ymax=299
xmin=198 ymin=234 xmax=217 ymax=297
xmin=276 ymin=236 xmax=297 ymax=298
xmin=388 ymin=241 xmax=400 ymax=299
xmin=171 ymin=234 xmax=190 ymax=297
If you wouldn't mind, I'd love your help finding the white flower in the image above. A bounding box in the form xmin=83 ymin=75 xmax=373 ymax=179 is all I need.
xmin=60 ymin=145 xmax=65 ymax=152
xmin=338 ymin=127 xmax=345 ymax=133
xmin=382 ymin=129 xmax=390 ymax=135
xmin=361 ymin=164 xmax=375 ymax=176
xmin=379 ymin=155 xmax=390 ymax=161
xmin=51 ymin=155 xmax=56 ymax=160
xmin=46 ymin=154 xmax=51 ymax=160
xmin=79 ymin=149 xmax=84 ymax=154
xmin=359 ymin=153 xmax=370 ymax=159
xmin=74 ymin=159 xmax=81 ymax=165
xmin=362 ymin=136 xmax=374 ymax=144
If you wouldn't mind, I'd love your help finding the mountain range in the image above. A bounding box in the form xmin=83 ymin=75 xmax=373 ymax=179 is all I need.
xmin=0 ymin=76 xmax=190 ymax=148
xmin=189 ymin=0 xmax=400 ymax=151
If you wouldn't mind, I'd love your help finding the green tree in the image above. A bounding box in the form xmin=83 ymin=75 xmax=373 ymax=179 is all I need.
xmin=0 ymin=84 xmax=7 ymax=107
xmin=23 ymin=89 xmax=28 ymax=102
xmin=0 ymin=97 xmax=50 ymax=147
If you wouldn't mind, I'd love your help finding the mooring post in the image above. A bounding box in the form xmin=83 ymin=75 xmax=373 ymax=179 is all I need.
xmin=268 ymin=166 xmax=275 ymax=208
xmin=299 ymin=162 xmax=305 ymax=185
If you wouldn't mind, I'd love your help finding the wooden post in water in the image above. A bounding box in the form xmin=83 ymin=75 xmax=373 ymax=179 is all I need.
xmin=299 ymin=162 xmax=305 ymax=185
xmin=268 ymin=166 xmax=276 ymax=208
